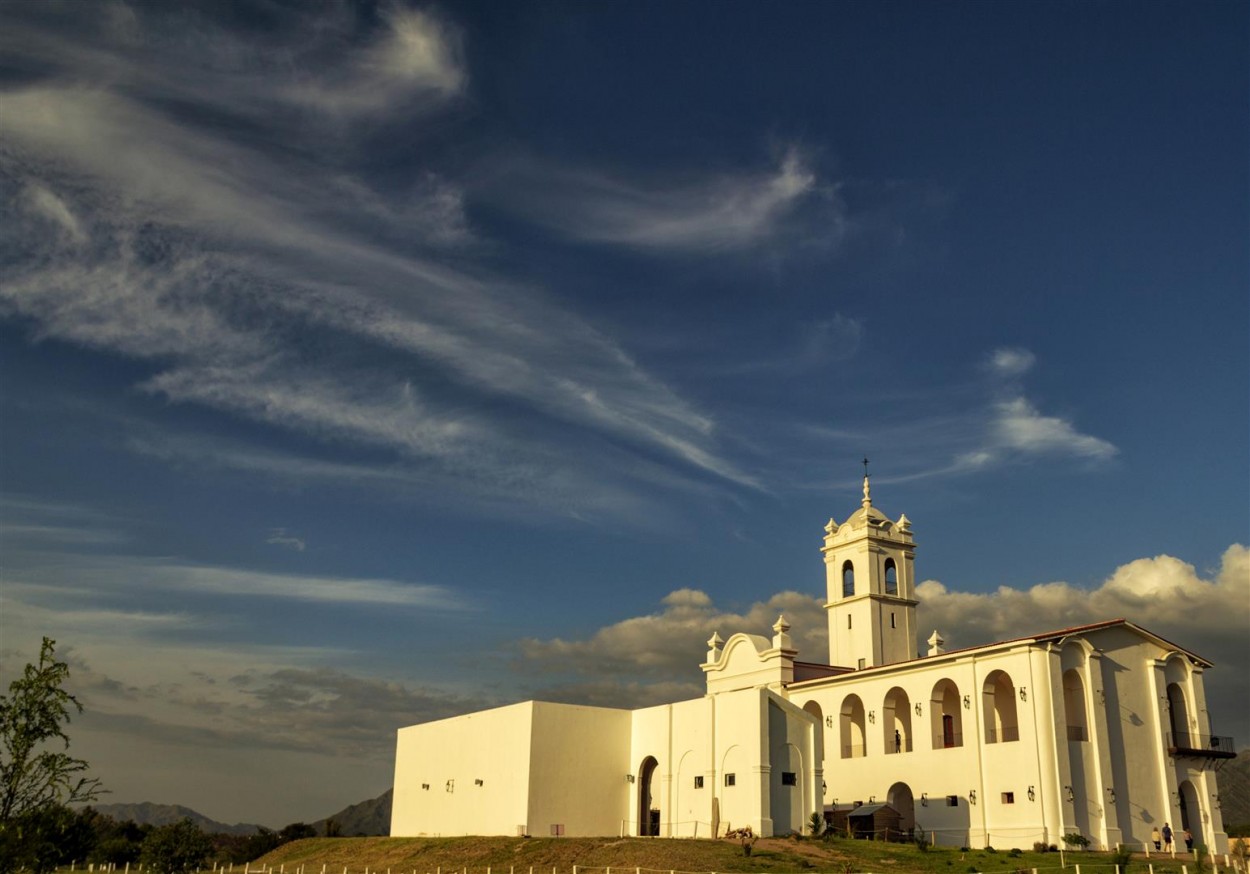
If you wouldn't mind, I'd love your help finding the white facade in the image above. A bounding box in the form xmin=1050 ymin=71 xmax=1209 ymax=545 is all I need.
xmin=392 ymin=481 xmax=1235 ymax=851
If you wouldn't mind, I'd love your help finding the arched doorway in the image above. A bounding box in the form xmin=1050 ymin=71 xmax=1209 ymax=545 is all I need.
xmin=638 ymin=756 xmax=660 ymax=836
xmin=1167 ymin=683 xmax=1191 ymax=748
xmin=1178 ymin=779 xmax=1202 ymax=845
xmin=887 ymin=781 xmax=916 ymax=837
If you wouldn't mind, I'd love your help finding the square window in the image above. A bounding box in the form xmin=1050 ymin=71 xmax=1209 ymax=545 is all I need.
xmin=694 ymin=776 xmax=704 ymax=789
xmin=1002 ymin=792 xmax=1015 ymax=804
xmin=857 ymin=658 xmax=866 ymax=670
xmin=781 ymin=772 xmax=797 ymax=786
xmin=946 ymin=795 xmax=959 ymax=807
xmin=725 ymin=773 xmax=736 ymax=787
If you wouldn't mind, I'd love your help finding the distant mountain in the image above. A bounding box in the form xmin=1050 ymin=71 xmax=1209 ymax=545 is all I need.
xmin=88 ymin=802 xmax=263 ymax=836
xmin=313 ymin=788 xmax=391 ymax=836
xmin=1219 ymin=755 xmax=1250 ymax=832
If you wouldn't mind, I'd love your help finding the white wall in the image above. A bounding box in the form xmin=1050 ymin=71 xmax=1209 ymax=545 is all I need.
xmin=391 ymin=702 xmax=535 ymax=837
xmin=528 ymin=702 xmax=632 ymax=837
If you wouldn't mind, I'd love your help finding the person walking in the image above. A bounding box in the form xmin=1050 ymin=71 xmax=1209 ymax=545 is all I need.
xmin=1162 ymin=823 xmax=1174 ymax=852
xmin=1152 ymin=826 xmax=1162 ymax=850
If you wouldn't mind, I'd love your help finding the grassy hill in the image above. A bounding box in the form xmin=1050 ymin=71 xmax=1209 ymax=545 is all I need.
xmin=254 ymin=835 xmax=1210 ymax=874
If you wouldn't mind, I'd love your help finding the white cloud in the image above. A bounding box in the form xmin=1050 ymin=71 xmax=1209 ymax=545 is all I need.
xmin=986 ymin=347 xmax=1036 ymax=377
xmin=496 ymin=148 xmax=842 ymax=253
xmin=282 ymin=7 xmax=464 ymax=115
xmin=266 ymin=529 xmax=306 ymax=552
xmin=0 ymin=72 xmax=754 ymax=507
xmin=23 ymin=184 xmax=86 ymax=242
xmin=517 ymin=545 xmax=1247 ymax=739
xmin=991 ymin=396 xmax=1117 ymax=461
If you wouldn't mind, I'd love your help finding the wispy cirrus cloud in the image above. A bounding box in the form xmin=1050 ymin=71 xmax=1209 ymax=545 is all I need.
xmin=788 ymin=346 xmax=1116 ymax=486
xmin=0 ymin=2 xmax=758 ymax=514
xmin=491 ymin=147 xmax=845 ymax=253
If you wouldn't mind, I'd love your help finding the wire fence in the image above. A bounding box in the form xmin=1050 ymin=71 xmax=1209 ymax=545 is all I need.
xmin=57 ymin=855 xmax=1249 ymax=874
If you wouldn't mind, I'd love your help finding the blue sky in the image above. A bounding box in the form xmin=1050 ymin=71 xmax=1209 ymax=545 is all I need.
xmin=1 ymin=0 xmax=1246 ymax=827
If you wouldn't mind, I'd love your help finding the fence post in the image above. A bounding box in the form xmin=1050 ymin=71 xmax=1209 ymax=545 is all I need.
xmin=1149 ymin=864 xmax=1155 ymax=874
xmin=1075 ymin=863 xmax=1080 ymax=874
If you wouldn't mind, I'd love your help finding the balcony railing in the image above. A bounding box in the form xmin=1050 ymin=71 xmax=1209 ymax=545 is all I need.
xmin=986 ymin=726 xmax=1020 ymax=743
xmin=1167 ymin=732 xmax=1236 ymax=759
xmin=841 ymin=744 xmax=866 ymax=759
xmin=887 ymin=739 xmax=915 ymax=754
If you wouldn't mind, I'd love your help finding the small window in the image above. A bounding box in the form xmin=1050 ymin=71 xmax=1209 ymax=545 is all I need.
xmin=781 ymin=772 xmax=797 ymax=786
xmin=694 ymin=776 xmax=703 ymax=789
xmin=946 ymin=795 xmax=959 ymax=807
xmin=847 ymin=615 xmax=852 ymax=629
xmin=857 ymin=658 xmax=866 ymax=670
xmin=890 ymin=612 xmax=896 ymax=629
xmin=724 ymin=773 xmax=736 ymax=787
xmin=1001 ymin=792 xmax=1015 ymax=804
xmin=884 ymin=559 xmax=898 ymax=596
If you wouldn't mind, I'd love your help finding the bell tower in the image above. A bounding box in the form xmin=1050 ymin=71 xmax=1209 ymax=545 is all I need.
xmin=822 ymin=469 xmax=918 ymax=669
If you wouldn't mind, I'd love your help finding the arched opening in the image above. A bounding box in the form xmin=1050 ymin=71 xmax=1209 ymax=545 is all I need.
xmin=637 ymin=756 xmax=660 ymax=836
xmin=882 ymin=686 xmax=912 ymax=754
xmin=1167 ymin=682 xmax=1191 ymax=748
xmin=930 ymin=679 xmax=963 ymax=749
xmin=1178 ymin=779 xmax=1202 ymax=843
xmin=840 ymin=694 xmax=866 ymax=758
xmin=1062 ymin=669 xmax=1088 ymax=742
xmin=886 ymin=781 xmax=916 ymax=836
xmin=842 ymin=561 xmax=855 ymax=597
xmin=983 ymin=670 xmax=1019 ymax=743
xmin=884 ymin=559 xmax=898 ymax=596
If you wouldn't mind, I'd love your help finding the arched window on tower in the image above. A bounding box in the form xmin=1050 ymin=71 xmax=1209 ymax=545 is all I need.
xmin=842 ymin=561 xmax=855 ymax=597
xmin=884 ymin=559 xmax=898 ymax=596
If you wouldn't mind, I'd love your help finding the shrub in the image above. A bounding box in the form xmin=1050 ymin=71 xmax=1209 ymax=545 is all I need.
xmin=1008 ymin=848 xmax=1022 ymax=857
xmin=810 ymin=811 xmax=825 ymax=837
xmin=1111 ymin=846 xmax=1132 ymax=874
xmin=1033 ymin=842 xmax=1051 ymax=853
xmin=1062 ymin=833 xmax=1090 ymax=850
xmin=985 ymin=845 xmax=997 ymax=853
xmin=916 ymin=830 xmax=931 ymax=852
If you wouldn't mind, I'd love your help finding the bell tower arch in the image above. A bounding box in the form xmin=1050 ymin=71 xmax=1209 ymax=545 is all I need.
xmin=822 ymin=471 xmax=918 ymax=668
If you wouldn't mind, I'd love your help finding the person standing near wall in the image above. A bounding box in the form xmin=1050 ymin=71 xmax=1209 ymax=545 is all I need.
xmin=1163 ymin=823 xmax=1174 ymax=852
xmin=1153 ymin=827 xmax=1162 ymax=850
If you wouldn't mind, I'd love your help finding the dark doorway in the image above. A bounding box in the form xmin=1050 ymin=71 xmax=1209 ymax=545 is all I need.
xmin=638 ymin=756 xmax=660 ymax=836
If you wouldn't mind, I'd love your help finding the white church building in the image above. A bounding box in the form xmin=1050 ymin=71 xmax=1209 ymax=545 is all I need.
xmin=391 ymin=480 xmax=1235 ymax=851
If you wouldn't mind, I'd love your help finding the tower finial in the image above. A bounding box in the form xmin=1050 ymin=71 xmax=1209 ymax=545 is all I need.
xmin=862 ymin=456 xmax=872 ymax=508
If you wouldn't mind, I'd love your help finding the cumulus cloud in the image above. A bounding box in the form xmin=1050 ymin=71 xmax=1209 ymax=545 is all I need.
xmin=519 ymin=587 xmax=827 ymax=681
xmin=518 ymin=545 xmax=1248 ymax=737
